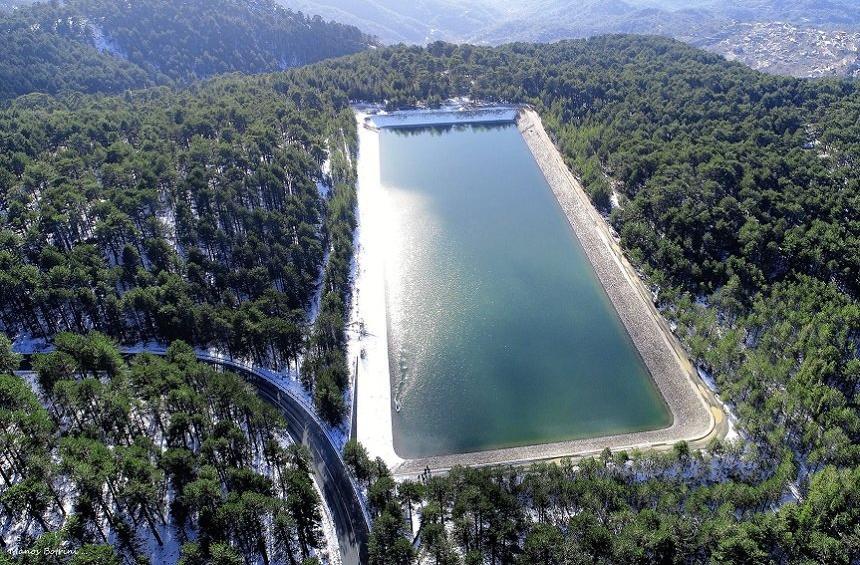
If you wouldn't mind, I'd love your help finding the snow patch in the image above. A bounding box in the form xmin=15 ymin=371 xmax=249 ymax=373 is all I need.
xmin=367 ymin=106 xmax=519 ymax=130
xmin=88 ymin=23 xmax=125 ymax=57
xmin=696 ymin=365 xmax=741 ymax=443
xmin=347 ymin=112 xmax=404 ymax=470
xmin=312 ymin=475 xmax=342 ymax=565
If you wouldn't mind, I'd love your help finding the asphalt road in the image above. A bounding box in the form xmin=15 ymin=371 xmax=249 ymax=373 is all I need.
xmin=18 ymin=347 xmax=370 ymax=563
xmin=250 ymin=377 xmax=369 ymax=565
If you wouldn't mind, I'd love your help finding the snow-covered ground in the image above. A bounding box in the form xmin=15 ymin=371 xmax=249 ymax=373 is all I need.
xmin=367 ymin=107 xmax=519 ymax=130
xmin=88 ymin=23 xmax=125 ymax=58
xmin=316 ymin=150 xmax=332 ymax=199
xmin=696 ymin=365 xmax=741 ymax=443
xmin=308 ymin=152 xmax=333 ymax=325
xmin=11 ymin=334 xmax=52 ymax=354
xmin=347 ymin=113 xmax=404 ymax=470
xmin=312 ymin=476 xmax=343 ymax=565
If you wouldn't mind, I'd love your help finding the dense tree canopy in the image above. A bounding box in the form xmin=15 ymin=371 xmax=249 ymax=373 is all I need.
xmin=61 ymin=0 xmax=373 ymax=80
xmin=349 ymin=453 xmax=860 ymax=564
xmin=0 ymin=71 xmax=359 ymax=421
xmin=0 ymin=1 xmax=154 ymax=100
xmin=300 ymin=36 xmax=860 ymax=467
xmin=3 ymin=335 xmax=326 ymax=563
xmin=1 ymin=29 xmax=859 ymax=564
xmin=307 ymin=36 xmax=860 ymax=563
xmin=0 ymin=0 xmax=372 ymax=100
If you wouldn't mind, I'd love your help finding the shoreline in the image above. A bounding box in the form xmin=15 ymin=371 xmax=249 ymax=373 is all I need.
xmin=351 ymin=108 xmax=726 ymax=478
xmin=515 ymin=109 xmax=722 ymax=445
xmin=349 ymin=113 xmax=405 ymax=470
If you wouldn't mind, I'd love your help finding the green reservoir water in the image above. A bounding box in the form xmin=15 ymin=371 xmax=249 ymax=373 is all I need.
xmin=379 ymin=122 xmax=671 ymax=459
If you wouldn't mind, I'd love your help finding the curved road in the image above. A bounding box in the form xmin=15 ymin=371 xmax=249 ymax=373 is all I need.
xmin=236 ymin=370 xmax=370 ymax=565
xmin=20 ymin=347 xmax=370 ymax=564
xmin=168 ymin=353 xmax=371 ymax=565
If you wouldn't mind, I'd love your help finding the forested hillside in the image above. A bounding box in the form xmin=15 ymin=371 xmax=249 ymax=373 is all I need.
xmin=0 ymin=1 xmax=155 ymax=100
xmin=282 ymin=0 xmax=860 ymax=78
xmin=298 ymin=37 xmax=859 ymax=562
xmin=310 ymin=36 xmax=860 ymax=466
xmin=280 ymin=0 xmax=504 ymax=44
xmin=2 ymin=28 xmax=860 ymax=563
xmin=0 ymin=72 xmax=358 ymax=423
xmin=343 ymin=439 xmax=860 ymax=564
xmin=1 ymin=335 xmax=327 ymax=563
xmin=0 ymin=0 xmax=372 ymax=100
xmin=61 ymin=0 xmax=373 ymax=79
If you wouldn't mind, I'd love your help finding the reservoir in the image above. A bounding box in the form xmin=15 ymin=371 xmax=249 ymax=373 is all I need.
xmin=376 ymin=119 xmax=672 ymax=459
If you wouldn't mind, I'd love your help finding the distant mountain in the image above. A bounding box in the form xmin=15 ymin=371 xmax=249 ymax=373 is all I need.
xmin=0 ymin=0 xmax=374 ymax=100
xmin=690 ymin=21 xmax=860 ymax=79
xmin=703 ymin=0 xmax=860 ymax=28
xmin=279 ymin=0 xmax=505 ymax=44
xmin=280 ymin=0 xmax=860 ymax=78
xmin=595 ymin=0 xmax=860 ymax=29
xmin=0 ymin=0 xmax=29 ymax=9
xmin=474 ymin=0 xmax=715 ymax=44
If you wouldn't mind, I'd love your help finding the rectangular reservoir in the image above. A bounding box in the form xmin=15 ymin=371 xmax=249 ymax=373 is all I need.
xmin=369 ymin=116 xmax=672 ymax=459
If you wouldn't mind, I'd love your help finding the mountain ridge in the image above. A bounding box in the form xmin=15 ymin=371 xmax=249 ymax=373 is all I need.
xmin=0 ymin=0 xmax=374 ymax=100
xmin=277 ymin=0 xmax=860 ymax=77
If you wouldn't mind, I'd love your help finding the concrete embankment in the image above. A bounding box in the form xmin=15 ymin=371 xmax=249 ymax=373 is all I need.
xmin=516 ymin=110 xmax=721 ymax=452
xmin=389 ymin=110 xmax=725 ymax=478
